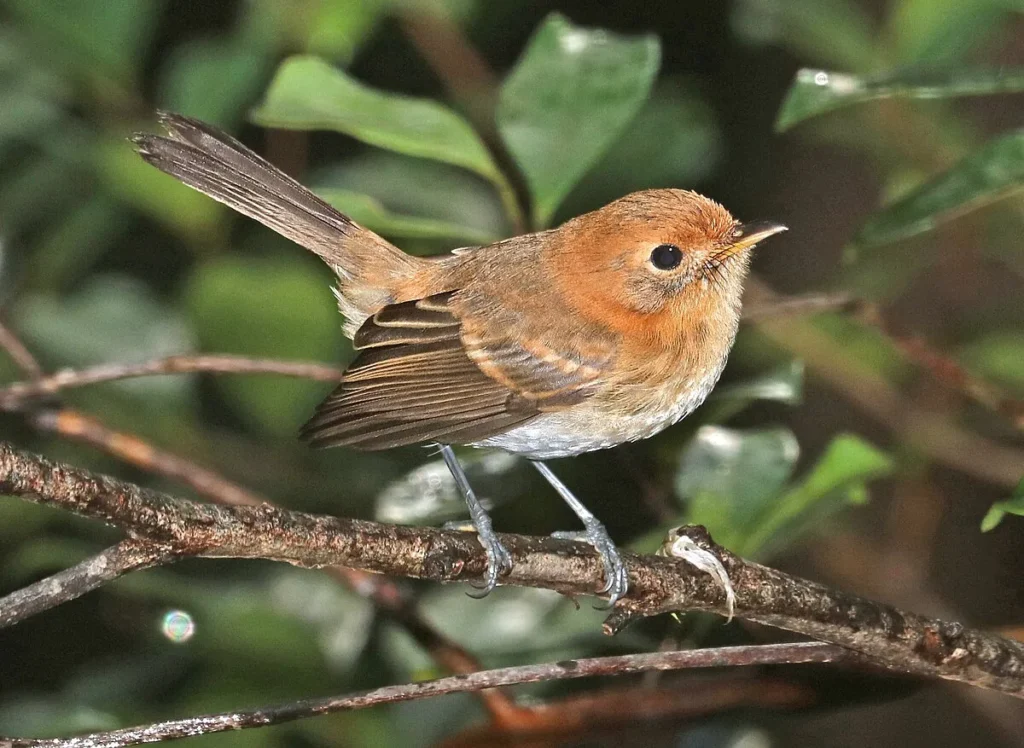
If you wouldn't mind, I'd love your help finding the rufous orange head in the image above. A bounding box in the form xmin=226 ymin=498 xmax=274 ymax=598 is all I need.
xmin=544 ymin=189 xmax=785 ymax=340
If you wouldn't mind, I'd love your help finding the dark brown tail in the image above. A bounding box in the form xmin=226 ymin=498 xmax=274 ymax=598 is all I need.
xmin=133 ymin=112 xmax=422 ymax=335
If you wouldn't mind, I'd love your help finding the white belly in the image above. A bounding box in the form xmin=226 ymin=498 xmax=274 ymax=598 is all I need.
xmin=472 ymin=365 xmax=724 ymax=460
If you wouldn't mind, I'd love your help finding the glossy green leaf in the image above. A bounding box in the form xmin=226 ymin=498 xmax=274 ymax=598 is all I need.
xmin=317 ymin=188 xmax=498 ymax=244
xmin=252 ymin=56 xmax=502 ymax=185
xmin=856 ymin=129 xmax=1024 ymax=246
xmin=497 ymin=13 xmax=660 ymax=227
xmin=981 ymin=477 xmax=1024 ymax=532
xmin=777 ymin=68 xmax=1024 ymax=132
xmin=184 ymin=254 xmax=344 ymax=436
xmin=677 ymin=426 xmax=800 ymax=551
xmin=745 ymin=434 xmax=892 ymax=555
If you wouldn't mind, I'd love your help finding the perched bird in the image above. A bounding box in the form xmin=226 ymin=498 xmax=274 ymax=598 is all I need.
xmin=134 ymin=112 xmax=786 ymax=605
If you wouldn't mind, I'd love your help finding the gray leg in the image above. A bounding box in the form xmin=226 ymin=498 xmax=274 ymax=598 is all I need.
xmin=531 ymin=461 xmax=629 ymax=606
xmin=439 ymin=444 xmax=512 ymax=596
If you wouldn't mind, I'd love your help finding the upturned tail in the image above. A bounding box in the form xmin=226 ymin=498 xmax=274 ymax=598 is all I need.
xmin=133 ymin=112 xmax=423 ymax=336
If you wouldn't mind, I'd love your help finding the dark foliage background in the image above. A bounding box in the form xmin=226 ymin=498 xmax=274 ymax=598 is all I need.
xmin=1 ymin=0 xmax=1023 ymax=746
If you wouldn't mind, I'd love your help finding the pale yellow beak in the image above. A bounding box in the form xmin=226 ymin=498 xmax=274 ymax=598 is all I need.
xmin=715 ymin=221 xmax=788 ymax=260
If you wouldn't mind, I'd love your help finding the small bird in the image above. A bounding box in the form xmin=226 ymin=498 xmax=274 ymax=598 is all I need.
xmin=134 ymin=112 xmax=786 ymax=605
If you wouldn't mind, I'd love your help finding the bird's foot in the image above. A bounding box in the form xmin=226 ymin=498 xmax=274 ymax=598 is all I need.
xmin=552 ymin=519 xmax=629 ymax=608
xmin=447 ymin=518 xmax=512 ymax=597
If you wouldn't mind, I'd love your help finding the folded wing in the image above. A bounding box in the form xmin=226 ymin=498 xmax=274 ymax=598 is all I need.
xmin=300 ymin=290 xmax=609 ymax=450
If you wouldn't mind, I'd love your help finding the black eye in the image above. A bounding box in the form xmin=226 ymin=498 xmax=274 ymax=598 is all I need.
xmin=650 ymin=244 xmax=682 ymax=270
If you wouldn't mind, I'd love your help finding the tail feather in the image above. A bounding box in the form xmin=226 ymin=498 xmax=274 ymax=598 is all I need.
xmin=133 ymin=112 xmax=421 ymax=335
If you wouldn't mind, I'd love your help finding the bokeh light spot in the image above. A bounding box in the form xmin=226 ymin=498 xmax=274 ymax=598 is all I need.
xmin=161 ymin=610 xmax=195 ymax=643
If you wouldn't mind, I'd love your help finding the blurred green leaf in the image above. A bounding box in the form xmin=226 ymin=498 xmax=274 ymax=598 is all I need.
xmin=5 ymin=537 xmax=105 ymax=581
xmin=677 ymin=428 xmax=890 ymax=557
xmin=562 ymin=79 xmax=721 ymax=213
xmin=0 ymin=157 xmax=79 ymax=240
xmin=745 ymin=434 xmax=893 ymax=555
xmin=959 ymin=331 xmax=1024 ymax=392
xmin=158 ymin=37 xmax=272 ymax=129
xmin=376 ymin=451 xmax=520 ymax=525
xmin=777 ymin=68 xmax=1024 ymax=132
xmin=887 ymin=0 xmax=1014 ymax=64
xmin=497 ymin=13 xmax=660 ymax=226
xmin=702 ymin=360 xmax=804 ymax=422
xmin=184 ymin=254 xmax=343 ymax=436
xmin=27 ymin=197 xmax=128 ymax=289
xmin=64 ymin=654 xmax=192 ymax=711
xmin=94 ymin=137 xmax=224 ymax=241
xmin=0 ymin=500 xmax=54 ymax=543
xmin=806 ymin=314 xmax=910 ymax=382
xmin=0 ymin=699 xmax=118 ymax=737
xmin=731 ymin=0 xmax=877 ymax=71
xmin=252 ymin=56 xmax=503 ymax=185
xmin=855 ymin=129 xmax=1024 ymax=246
xmin=4 ymin=0 xmax=164 ymax=84
xmin=294 ymin=0 xmax=389 ymax=61
xmin=13 ymin=275 xmax=195 ymax=404
xmin=314 ymin=152 xmax=507 ymax=245
xmin=317 ymin=188 xmax=498 ymax=244
xmin=981 ymin=477 xmax=1024 ymax=531
xmin=677 ymin=426 xmax=800 ymax=551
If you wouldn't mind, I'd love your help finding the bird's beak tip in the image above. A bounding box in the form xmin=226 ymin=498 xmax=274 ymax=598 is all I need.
xmin=736 ymin=220 xmax=788 ymax=241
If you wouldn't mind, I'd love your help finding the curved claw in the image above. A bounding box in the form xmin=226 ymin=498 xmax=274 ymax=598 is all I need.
xmin=591 ymin=540 xmax=628 ymax=609
xmin=466 ymin=532 xmax=513 ymax=598
xmin=552 ymin=525 xmax=629 ymax=607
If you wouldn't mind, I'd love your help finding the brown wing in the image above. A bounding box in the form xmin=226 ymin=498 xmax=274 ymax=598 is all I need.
xmin=300 ymin=290 xmax=608 ymax=450
xmin=300 ymin=292 xmax=536 ymax=450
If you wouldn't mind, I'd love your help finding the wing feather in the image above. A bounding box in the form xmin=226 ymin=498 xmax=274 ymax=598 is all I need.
xmin=301 ymin=292 xmax=538 ymax=450
xmin=301 ymin=288 xmax=611 ymax=451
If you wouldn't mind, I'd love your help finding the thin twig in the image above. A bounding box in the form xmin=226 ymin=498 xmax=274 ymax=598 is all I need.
xmin=0 ymin=643 xmax=850 ymax=747
xmin=0 ymin=540 xmax=172 ymax=628
xmin=0 ymin=319 xmax=42 ymax=378
xmin=0 ymin=355 xmax=342 ymax=409
xmin=746 ymin=277 xmax=1024 ymax=486
xmin=29 ymin=407 xmax=269 ymax=507
xmin=741 ymin=292 xmax=860 ymax=321
xmin=2 ymin=443 xmax=1023 ymax=699
xmin=438 ymin=676 xmax=822 ymax=747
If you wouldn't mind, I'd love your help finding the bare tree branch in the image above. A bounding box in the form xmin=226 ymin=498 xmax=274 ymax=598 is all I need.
xmin=0 ymin=642 xmax=851 ymax=747
xmin=0 ymin=540 xmax=172 ymax=628
xmin=2 ymin=442 xmax=1023 ymax=701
